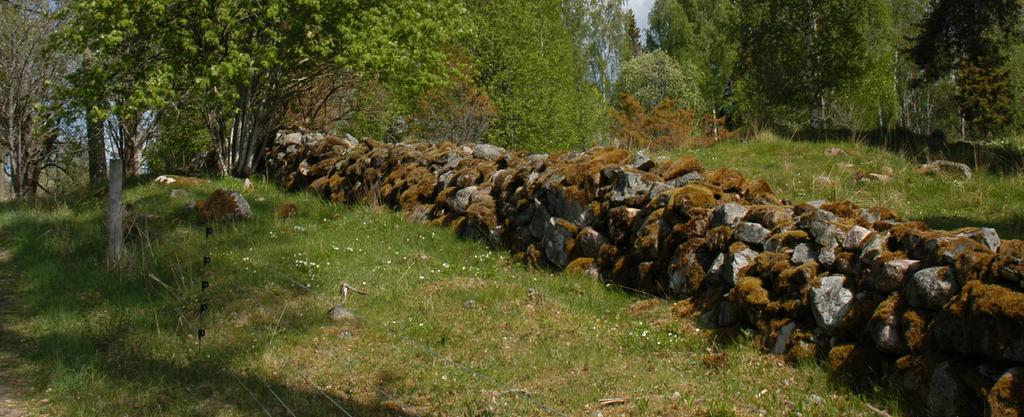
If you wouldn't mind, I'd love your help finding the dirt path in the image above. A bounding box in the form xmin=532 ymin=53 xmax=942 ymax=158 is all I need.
xmin=0 ymin=249 xmax=28 ymax=417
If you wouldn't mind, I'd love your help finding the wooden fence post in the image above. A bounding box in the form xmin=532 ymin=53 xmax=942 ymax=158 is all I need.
xmin=107 ymin=159 xmax=125 ymax=269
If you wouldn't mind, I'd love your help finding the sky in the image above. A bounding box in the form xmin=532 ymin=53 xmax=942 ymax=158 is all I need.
xmin=627 ymin=0 xmax=656 ymax=31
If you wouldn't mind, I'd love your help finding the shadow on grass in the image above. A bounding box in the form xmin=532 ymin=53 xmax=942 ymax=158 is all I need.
xmin=791 ymin=127 xmax=1024 ymax=175
xmin=920 ymin=214 xmax=1024 ymax=241
xmin=0 ymin=199 xmax=423 ymax=417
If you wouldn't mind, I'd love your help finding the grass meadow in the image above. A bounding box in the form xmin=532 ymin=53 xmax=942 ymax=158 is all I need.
xmin=7 ymin=133 xmax=1023 ymax=416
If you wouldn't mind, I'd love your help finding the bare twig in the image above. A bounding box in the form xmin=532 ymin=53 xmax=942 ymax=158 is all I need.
xmin=599 ymin=398 xmax=627 ymax=407
xmin=865 ymin=403 xmax=894 ymax=417
xmin=340 ymin=282 xmax=367 ymax=304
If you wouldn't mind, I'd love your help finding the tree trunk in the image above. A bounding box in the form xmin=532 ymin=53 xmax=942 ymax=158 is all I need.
xmin=210 ymin=84 xmax=276 ymax=179
xmin=87 ymin=112 xmax=107 ymax=189
xmin=8 ymin=130 xmax=39 ymax=199
xmin=798 ymin=0 xmax=823 ymax=129
xmin=121 ymin=133 xmax=143 ymax=177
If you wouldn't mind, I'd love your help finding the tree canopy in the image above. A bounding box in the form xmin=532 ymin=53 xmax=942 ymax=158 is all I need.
xmin=64 ymin=0 xmax=466 ymax=176
xmin=616 ymin=50 xmax=704 ymax=111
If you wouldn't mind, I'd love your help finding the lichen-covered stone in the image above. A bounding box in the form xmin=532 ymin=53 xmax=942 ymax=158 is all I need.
xmin=895 ymin=355 xmax=983 ymax=417
xmin=930 ymin=281 xmax=1024 ymax=363
xmin=720 ymin=248 xmax=759 ymax=287
xmin=194 ymin=189 xmax=253 ymax=222
xmin=542 ymin=218 xmax=577 ymax=269
xmin=735 ymin=222 xmax=770 ymax=246
xmin=576 ymin=227 xmax=607 ymax=259
xmin=810 ymin=275 xmax=853 ymax=332
xmin=906 ymin=266 xmax=959 ymax=310
xmin=874 ymin=258 xmax=920 ymax=293
xmin=988 ymin=367 xmax=1024 ymax=417
xmin=711 ymin=203 xmax=748 ymax=227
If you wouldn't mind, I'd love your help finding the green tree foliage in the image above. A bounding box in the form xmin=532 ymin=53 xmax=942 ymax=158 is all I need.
xmin=412 ymin=52 xmax=497 ymax=144
xmin=64 ymin=0 xmax=465 ymax=177
xmin=735 ymin=0 xmax=874 ymax=128
xmin=144 ymin=97 xmax=212 ymax=174
xmin=911 ymin=0 xmax=1023 ymax=137
xmin=465 ymin=0 xmax=596 ymax=151
xmin=831 ymin=0 xmax=900 ymax=130
xmin=1009 ymin=42 xmax=1024 ymax=134
xmin=647 ymin=0 xmax=738 ymax=116
xmin=563 ymin=0 xmax=635 ymax=100
xmin=616 ymin=50 xmax=704 ymax=111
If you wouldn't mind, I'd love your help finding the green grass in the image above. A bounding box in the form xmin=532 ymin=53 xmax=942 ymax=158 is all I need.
xmin=0 ymin=173 xmax=902 ymax=416
xmin=671 ymin=132 xmax=1024 ymax=239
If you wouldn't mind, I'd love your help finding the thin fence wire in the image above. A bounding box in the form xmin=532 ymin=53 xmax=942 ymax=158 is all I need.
xmin=256 ymin=373 xmax=299 ymax=417
xmin=308 ymin=379 xmax=356 ymax=417
xmin=229 ymin=371 xmax=275 ymax=417
xmin=198 ymin=227 xmax=305 ymax=417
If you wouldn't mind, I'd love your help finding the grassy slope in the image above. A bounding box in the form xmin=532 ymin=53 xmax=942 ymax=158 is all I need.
xmin=0 ymin=174 xmax=899 ymax=416
xmin=674 ymin=133 xmax=1024 ymax=239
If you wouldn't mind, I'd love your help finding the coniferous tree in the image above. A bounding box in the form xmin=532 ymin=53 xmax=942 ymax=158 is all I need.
xmin=465 ymin=0 xmax=597 ymax=151
xmin=735 ymin=0 xmax=876 ymax=128
xmin=911 ymin=0 xmax=1022 ymax=138
xmin=625 ymin=10 xmax=643 ymax=56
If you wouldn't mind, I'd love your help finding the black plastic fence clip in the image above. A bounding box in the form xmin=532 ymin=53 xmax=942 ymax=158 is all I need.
xmin=198 ymin=329 xmax=206 ymax=339
xmin=200 ymin=303 xmax=208 ymax=312
xmin=205 ymin=227 xmax=213 ymax=237
xmin=201 ymin=281 xmax=210 ymax=290
xmin=203 ymin=255 xmax=211 ymax=265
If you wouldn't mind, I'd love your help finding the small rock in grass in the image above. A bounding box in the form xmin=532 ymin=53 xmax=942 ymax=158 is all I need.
xmin=916 ymin=160 xmax=972 ymax=180
xmin=825 ymin=147 xmax=848 ymax=157
xmin=194 ymin=188 xmax=253 ymax=221
xmin=328 ymin=305 xmax=357 ymax=322
xmin=169 ymin=189 xmax=188 ymax=198
xmin=276 ymin=202 xmax=299 ymax=218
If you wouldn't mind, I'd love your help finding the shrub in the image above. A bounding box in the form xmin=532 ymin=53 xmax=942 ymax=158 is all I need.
xmin=611 ymin=94 xmax=715 ymax=149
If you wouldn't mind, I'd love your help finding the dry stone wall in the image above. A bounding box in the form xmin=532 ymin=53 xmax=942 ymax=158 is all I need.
xmin=266 ymin=131 xmax=1024 ymax=416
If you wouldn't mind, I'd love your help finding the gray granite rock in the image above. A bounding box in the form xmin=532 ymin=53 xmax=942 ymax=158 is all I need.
xmin=735 ymin=222 xmax=771 ymax=246
xmin=472 ymin=143 xmax=505 ymax=160
xmin=712 ymin=203 xmax=748 ymax=227
xmin=906 ymin=266 xmax=959 ymax=310
xmin=810 ymin=275 xmax=853 ymax=332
